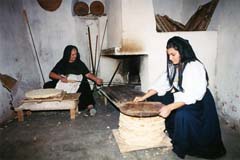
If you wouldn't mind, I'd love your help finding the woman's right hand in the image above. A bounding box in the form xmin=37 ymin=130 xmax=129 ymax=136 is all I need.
xmin=60 ymin=76 xmax=68 ymax=83
xmin=133 ymin=96 xmax=145 ymax=102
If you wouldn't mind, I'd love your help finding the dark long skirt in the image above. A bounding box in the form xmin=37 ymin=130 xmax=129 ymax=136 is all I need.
xmin=147 ymin=89 xmax=226 ymax=159
xmin=43 ymin=80 xmax=95 ymax=110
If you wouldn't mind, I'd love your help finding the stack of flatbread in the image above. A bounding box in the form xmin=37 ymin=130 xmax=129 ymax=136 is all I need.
xmin=25 ymin=88 xmax=63 ymax=99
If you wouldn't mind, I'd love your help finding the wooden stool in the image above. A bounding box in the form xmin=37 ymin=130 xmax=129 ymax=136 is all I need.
xmin=15 ymin=93 xmax=80 ymax=122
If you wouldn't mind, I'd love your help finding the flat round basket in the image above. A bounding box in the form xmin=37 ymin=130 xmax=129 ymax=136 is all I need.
xmin=37 ymin=0 xmax=62 ymax=12
xmin=74 ymin=1 xmax=89 ymax=16
xmin=119 ymin=102 xmax=164 ymax=117
xmin=90 ymin=1 xmax=104 ymax=16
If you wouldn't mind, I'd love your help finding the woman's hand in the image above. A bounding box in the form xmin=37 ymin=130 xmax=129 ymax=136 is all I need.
xmin=159 ymin=105 xmax=172 ymax=118
xmin=60 ymin=76 xmax=68 ymax=83
xmin=133 ymin=89 xmax=158 ymax=103
xmin=95 ymin=78 xmax=103 ymax=86
xmin=85 ymin=73 xmax=103 ymax=86
xmin=159 ymin=102 xmax=185 ymax=118
xmin=133 ymin=96 xmax=145 ymax=102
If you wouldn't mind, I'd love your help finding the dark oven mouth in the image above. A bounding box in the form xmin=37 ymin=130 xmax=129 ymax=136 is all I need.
xmin=120 ymin=56 xmax=141 ymax=85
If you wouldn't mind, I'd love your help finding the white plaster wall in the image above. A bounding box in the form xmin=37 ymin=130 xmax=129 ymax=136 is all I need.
xmin=0 ymin=0 xmax=41 ymax=123
xmin=151 ymin=0 xmax=240 ymax=131
xmin=98 ymin=0 xmax=122 ymax=82
xmin=142 ymin=32 xmax=218 ymax=95
xmin=104 ymin=0 xmax=218 ymax=97
xmin=105 ymin=0 xmax=122 ymax=48
xmin=0 ymin=0 xmax=113 ymax=123
xmin=152 ymin=0 xmax=184 ymax=23
xmin=23 ymin=0 xmax=86 ymax=82
xmin=23 ymin=0 xmax=110 ymax=83
xmin=213 ymin=0 xmax=240 ymax=131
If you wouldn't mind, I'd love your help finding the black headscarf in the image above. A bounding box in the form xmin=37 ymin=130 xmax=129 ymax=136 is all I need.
xmin=62 ymin=45 xmax=81 ymax=64
xmin=51 ymin=45 xmax=89 ymax=76
xmin=166 ymin=36 xmax=208 ymax=91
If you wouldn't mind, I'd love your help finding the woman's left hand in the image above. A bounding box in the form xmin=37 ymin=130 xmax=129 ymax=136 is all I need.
xmin=96 ymin=78 xmax=103 ymax=86
xmin=159 ymin=105 xmax=171 ymax=118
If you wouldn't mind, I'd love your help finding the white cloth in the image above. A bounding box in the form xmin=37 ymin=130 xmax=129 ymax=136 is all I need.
xmin=149 ymin=61 xmax=207 ymax=105
xmin=55 ymin=74 xmax=83 ymax=93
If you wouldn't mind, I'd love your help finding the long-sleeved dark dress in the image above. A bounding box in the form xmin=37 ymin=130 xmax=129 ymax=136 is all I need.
xmin=43 ymin=45 xmax=94 ymax=110
xmin=148 ymin=61 xmax=226 ymax=159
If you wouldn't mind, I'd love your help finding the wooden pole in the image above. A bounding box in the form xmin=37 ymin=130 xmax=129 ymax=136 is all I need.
xmin=108 ymin=61 xmax=121 ymax=87
xmin=94 ymin=35 xmax=98 ymax=75
xmin=22 ymin=10 xmax=45 ymax=84
xmin=96 ymin=19 xmax=108 ymax=76
xmin=87 ymin=26 xmax=95 ymax=74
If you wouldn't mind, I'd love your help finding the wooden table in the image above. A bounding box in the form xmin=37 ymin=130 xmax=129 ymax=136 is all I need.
xmin=15 ymin=93 xmax=80 ymax=122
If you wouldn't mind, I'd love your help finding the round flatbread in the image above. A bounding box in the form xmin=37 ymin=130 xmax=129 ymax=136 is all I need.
xmin=25 ymin=89 xmax=63 ymax=99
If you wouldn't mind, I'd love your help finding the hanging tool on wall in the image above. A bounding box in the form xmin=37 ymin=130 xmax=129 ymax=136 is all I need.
xmin=95 ymin=19 xmax=108 ymax=77
xmin=87 ymin=26 xmax=95 ymax=74
xmin=22 ymin=10 xmax=45 ymax=84
xmin=94 ymin=35 xmax=98 ymax=75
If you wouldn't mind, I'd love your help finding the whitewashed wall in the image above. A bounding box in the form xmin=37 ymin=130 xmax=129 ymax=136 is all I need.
xmin=104 ymin=0 xmax=218 ymax=96
xmin=0 ymin=0 xmax=41 ymax=122
xmin=0 ymin=0 xmax=109 ymax=122
xmin=153 ymin=0 xmax=240 ymax=132
xmin=142 ymin=32 xmax=218 ymax=94
xmin=213 ymin=0 xmax=240 ymax=131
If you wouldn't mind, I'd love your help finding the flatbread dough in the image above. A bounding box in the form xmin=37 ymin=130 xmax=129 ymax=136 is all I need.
xmin=25 ymin=89 xmax=63 ymax=99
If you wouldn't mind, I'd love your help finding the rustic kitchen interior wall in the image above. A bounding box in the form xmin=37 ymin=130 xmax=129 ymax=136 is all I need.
xmin=152 ymin=0 xmax=240 ymax=132
xmin=0 ymin=0 xmax=109 ymax=122
xmin=0 ymin=0 xmax=240 ymax=132
xmin=0 ymin=0 xmax=41 ymax=123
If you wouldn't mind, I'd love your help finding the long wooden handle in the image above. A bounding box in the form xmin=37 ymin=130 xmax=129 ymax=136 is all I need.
xmin=88 ymin=26 xmax=95 ymax=74
xmin=22 ymin=9 xmax=29 ymax=23
xmin=22 ymin=9 xmax=45 ymax=83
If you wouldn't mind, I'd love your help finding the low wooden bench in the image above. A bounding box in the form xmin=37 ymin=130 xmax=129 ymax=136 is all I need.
xmin=14 ymin=93 xmax=80 ymax=122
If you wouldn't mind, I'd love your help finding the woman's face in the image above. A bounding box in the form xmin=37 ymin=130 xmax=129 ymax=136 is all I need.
xmin=167 ymin=48 xmax=181 ymax=64
xmin=69 ymin=48 xmax=77 ymax=63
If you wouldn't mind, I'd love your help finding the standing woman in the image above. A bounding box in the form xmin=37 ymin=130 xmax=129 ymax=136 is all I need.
xmin=44 ymin=45 xmax=103 ymax=113
xmin=134 ymin=36 xmax=226 ymax=159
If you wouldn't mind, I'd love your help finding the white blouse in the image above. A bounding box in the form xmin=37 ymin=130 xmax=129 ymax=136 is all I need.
xmin=149 ymin=61 xmax=207 ymax=105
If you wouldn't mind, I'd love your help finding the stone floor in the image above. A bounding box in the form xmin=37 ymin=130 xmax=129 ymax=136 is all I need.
xmin=0 ymin=92 xmax=240 ymax=160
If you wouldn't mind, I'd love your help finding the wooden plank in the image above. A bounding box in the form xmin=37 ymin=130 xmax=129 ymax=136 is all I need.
xmin=155 ymin=15 xmax=164 ymax=32
xmin=155 ymin=15 xmax=168 ymax=32
xmin=163 ymin=15 xmax=186 ymax=31
xmin=70 ymin=108 xmax=76 ymax=120
xmin=17 ymin=110 xmax=24 ymax=122
xmin=185 ymin=0 xmax=219 ymax=31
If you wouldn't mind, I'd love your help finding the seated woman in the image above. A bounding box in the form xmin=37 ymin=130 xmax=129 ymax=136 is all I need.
xmin=44 ymin=45 xmax=103 ymax=115
xmin=134 ymin=36 xmax=226 ymax=159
